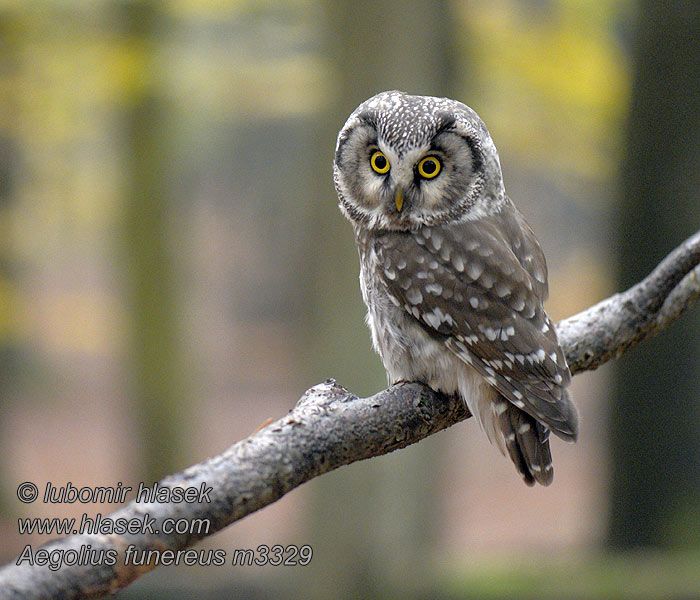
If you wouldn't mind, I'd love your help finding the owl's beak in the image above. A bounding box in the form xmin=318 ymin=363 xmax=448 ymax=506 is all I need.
xmin=394 ymin=188 xmax=404 ymax=212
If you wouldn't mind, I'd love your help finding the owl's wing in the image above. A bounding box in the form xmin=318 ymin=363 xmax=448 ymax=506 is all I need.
xmin=374 ymin=204 xmax=577 ymax=441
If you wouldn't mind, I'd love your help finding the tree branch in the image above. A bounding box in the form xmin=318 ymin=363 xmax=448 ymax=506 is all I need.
xmin=2 ymin=229 xmax=700 ymax=599
xmin=558 ymin=228 xmax=700 ymax=374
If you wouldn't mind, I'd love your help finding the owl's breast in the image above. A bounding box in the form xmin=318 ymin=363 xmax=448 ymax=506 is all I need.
xmin=359 ymin=243 xmax=470 ymax=395
xmin=359 ymin=250 xmax=413 ymax=372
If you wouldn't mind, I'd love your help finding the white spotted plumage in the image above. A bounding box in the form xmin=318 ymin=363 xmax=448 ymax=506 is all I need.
xmin=335 ymin=91 xmax=578 ymax=486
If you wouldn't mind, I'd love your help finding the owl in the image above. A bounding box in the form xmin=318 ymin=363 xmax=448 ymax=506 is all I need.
xmin=333 ymin=91 xmax=578 ymax=486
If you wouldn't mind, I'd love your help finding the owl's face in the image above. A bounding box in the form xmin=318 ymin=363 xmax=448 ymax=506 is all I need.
xmin=334 ymin=91 xmax=506 ymax=232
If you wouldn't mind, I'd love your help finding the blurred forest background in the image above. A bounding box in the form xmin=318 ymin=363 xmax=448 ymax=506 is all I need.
xmin=1 ymin=0 xmax=700 ymax=598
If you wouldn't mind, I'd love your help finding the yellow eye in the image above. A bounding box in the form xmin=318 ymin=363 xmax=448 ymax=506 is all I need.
xmin=370 ymin=150 xmax=390 ymax=174
xmin=417 ymin=156 xmax=441 ymax=179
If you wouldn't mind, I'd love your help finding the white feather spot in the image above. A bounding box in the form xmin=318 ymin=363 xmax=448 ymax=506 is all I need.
xmin=541 ymin=320 xmax=550 ymax=333
xmin=495 ymin=402 xmax=508 ymax=416
xmin=523 ymin=303 xmax=536 ymax=319
xmin=506 ymin=433 xmax=516 ymax=443
xmin=506 ymin=326 xmax=515 ymax=337
xmin=431 ymin=234 xmax=443 ymax=251
xmin=416 ymin=271 xmax=428 ymax=279
xmin=511 ymin=297 xmax=525 ymax=311
xmin=549 ymin=352 xmax=558 ymax=363
xmin=423 ymin=307 xmax=455 ymax=329
xmin=469 ymin=297 xmax=479 ymax=309
xmin=466 ymin=261 xmax=484 ymax=280
xmin=480 ymin=272 xmax=495 ymax=289
xmin=536 ymin=349 xmax=546 ymax=362
xmin=485 ymin=376 xmax=497 ymax=386
xmin=554 ymin=374 xmax=563 ymax=384
xmin=513 ymin=390 xmax=524 ymax=400
xmin=424 ymin=311 xmax=441 ymax=329
xmin=483 ymin=327 xmax=498 ymax=341
xmin=500 ymin=262 xmax=515 ymax=276
xmin=518 ymin=423 xmax=531 ymax=434
xmin=425 ymin=282 xmax=443 ymax=296
xmin=440 ymin=246 xmax=451 ymax=261
xmin=384 ymin=267 xmax=397 ymax=280
xmin=441 ymin=309 xmax=456 ymax=325
xmin=406 ymin=288 xmax=423 ymax=304
xmin=531 ymin=464 xmax=542 ymax=473
xmin=396 ymin=258 xmax=407 ymax=270
xmin=429 ymin=260 xmax=439 ymax=270
xmin=512 ymin=398 xmax=525 ymax=408
xmin=478 ymin=246 xmax=493 ymax=257
xmin=452 ymin=255 xmax=465 ymax=272
xmin=495 ymin=282 xmax=510 ymax=297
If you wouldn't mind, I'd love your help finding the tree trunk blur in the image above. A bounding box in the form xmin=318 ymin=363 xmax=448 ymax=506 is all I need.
xmin=609 ymin=0 xmax=700 ymax=549
xmin=0 ymin=15 xmax=21 ymax=512
xmin=0 ymin=51 xmax=18 ymax=397
xmin=120 ymin=1 xmax=189 ymax=480
xmin=304 ymin=1 xmax=459 ymax=597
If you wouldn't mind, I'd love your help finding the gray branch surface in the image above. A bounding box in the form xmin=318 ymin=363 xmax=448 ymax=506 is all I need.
xmin=2 ymin=228 xmax=700 ymax=599
xmin=558 ymin=228 xmax=700 ymax=374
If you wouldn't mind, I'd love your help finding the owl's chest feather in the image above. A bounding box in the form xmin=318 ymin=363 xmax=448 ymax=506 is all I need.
xmin=358 ymin=241 xmax=469 ymax=394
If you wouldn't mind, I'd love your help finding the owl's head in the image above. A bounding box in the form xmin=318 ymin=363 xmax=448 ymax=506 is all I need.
xmin=334 ymin=91 xmax=505 ymax=232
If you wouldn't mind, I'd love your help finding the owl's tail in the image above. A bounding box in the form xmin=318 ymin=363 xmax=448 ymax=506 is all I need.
xmin=499 ymin=402 xmax=553 ymax=486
